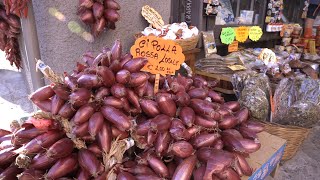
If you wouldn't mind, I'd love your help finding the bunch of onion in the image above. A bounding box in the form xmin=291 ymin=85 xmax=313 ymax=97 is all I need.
xmin=0 ymin=39 xmax=264 ymax=180
xmin=78 ymin=0 xmax=120 ymax=37
xmin=3 ymin=0 xmax=29 ymax=18
xmin=0 ymin=5 xmax=22 ymax=69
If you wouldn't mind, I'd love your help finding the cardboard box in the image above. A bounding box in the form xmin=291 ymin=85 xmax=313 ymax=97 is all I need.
xmin=242 ymin=131 xmax=287 ymax=180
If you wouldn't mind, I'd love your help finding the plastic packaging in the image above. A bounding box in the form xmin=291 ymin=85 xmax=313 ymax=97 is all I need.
xmin=273 ymin=77 xmax=320 ymax=128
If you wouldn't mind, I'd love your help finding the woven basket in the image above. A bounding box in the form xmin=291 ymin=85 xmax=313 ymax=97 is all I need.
xmin=134 ymin=33 xmax=199 ymax=52
xmin=259 ymin=121 xmax=310 ymax=161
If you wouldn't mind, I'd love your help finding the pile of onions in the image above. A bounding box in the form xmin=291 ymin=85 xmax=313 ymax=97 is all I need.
xmin=78 ymin=0 xmax=120 ymax=37
xmin=3 ymin=0 xmax=29 ymax=18
xmin=0 ymin=39 xmax=264 ymax=179
xmin=0 ymin=5 xmax=22 ymax=69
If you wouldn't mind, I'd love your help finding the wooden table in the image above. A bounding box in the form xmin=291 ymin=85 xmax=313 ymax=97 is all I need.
xmin=183 ymin=48 xmax=201 ymax=72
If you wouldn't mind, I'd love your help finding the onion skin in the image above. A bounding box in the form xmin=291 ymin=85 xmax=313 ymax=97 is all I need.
xmin=218 ymin=115 xmax=239 ymax=129
xmin=52 ymin=95 xmax=65 ymax=115
xmin=191 ymin=133 xmax=221 ymax=149
xmin=239 ymin=126 xmax=257 ymax=140
xmin=101 ymin=105 xmax=131 ymax=131
xmin=34 ymin=100 xmax=52 ymax=112
xmin=150 ymin=114 xmax=172 ymax=132
xmin=242 ymin=121 xmax=264 ymax=133
xmin=167 ymin=161 xmax=177 ymax=178
xmin=239 ymin=139 xmax=261 ymax=153
xmin=172 ymin=155 xmax=197 ymax=180
xmin=175 ymin=91 xmax=190 ymax=107
xmin=95 ymin=66 xmax=115 ymax=88
xmin=76 ymin=169 xmax=91 ymax=180
xmin=46 ymin=154 xmax=78 ymax=179
xmin=0 ymin=134 xmax=12 ymax=144
xmin=0 ymin=129 xmax=11 ymax=138
xmin=216 ymin=168 xmax=241 ymax=180
xmin=147 ymin=153 xmax=169 ymax=178
xmin=88 ymin=143 xmax=102 ymax=158
xmin=193 ymin=76 xmax=208 ymax=88
xmin=123 ymin=164 xmax=155 ymax=175
xmin=77 ymin=74 xmax=101 ymax=88
xmin=136 ymin=174 xmax=162 ymax=180
xmin=73 ymin=104 xmax=95 ymax=125
xmin=234 ymin=153 xmax=253 ymax=176
xmin=93 ymin=2 xmax=104 ymax=19
xmin=213 ymin=139 xmax=224 ymax=150
xmin=135 ymin=82 xmax=148 ymax=97
xmin=221 ymin=129 xmax=243 ymax=139
xmin=155 ymin=131 xmax=171 ymax=156
xmin=140 ymin=99 xmax=160 ymax=118
xmin=117 ymin=171 xmax=136 ymax=180
xmin=222 ymin=134 xmax=246 ymax=154
xmin=111 ymin=83 xmax=127 ymax=98
xmin=136 ymin=120 xmax=151 ymax=136
xmin=29 ymin=85 xmax=54 ymax=102
xmin=17 ymin=169 xmax=44 ymax=180
xmin=179 ymin=107 xmax=195 ymax=127
xmin=0 ymin=147 xmax=17 ymax=166
xmin=46 ymin=138 xmax=74 ymax=159
xmin=156 ymin=95 xmax=177 ymax=117
xmin=21 ymin=131 xmax=63 ymax=155
xmin=190 ymin=99 xmax=219 ymax=118
xmin=0 ymin=165 xmax=22 ymax=180
xmin=123 ymin=58 xmax=148 ymax=73
xmin=193 ymin=165 xmax=206 ymax=180
xmin=203 ymin=150 xmax=235 ymax=180
xmin=64 ymin=74 xmax=78 ymax=91
xmin=14 ymin=127 xmax=45 ymax=140
xmin=103 ymin=96 xmax=123 ymax=109
xmin=104 ymin=9 xmax=120 ymax=22
xmin=29 ymin=152 xmax=57 ymax=170
xmin=194 ymin=115 xmax=218 ymax=129
xmin=188 ymin=88 xmax=208 ymax=100
xmin=58 ymin=102 xmax=77 ymax=119
xmin=79 ymin=9 xmax=94 ymax=24
xmin=127 ymin=89 xmax=141 ymax=111
xmin=94 ymin=87 xmax=110 ymax=101
xmin=105 ymin=0 xmax=121 ymax=10
xmin=97 ymin=122 xmax=112 ymax=153
xmin=235 ymin=108 xmax=249 ymax=124
xmin=111 ymin=39 xmax=122 ymax=62
xmin=88 ymin=112 xmax=104 ymax=137
xmin=112 ymin=127 xmax=129 ymax=140
xmin=208 ymin=90 xmax=224 ymax=104
xmin=170 ymin=119 xmax=190 ymax=141
xmin=78 ymin=149 xmax=102 ymax=177
xmin=52 ymin=84 xmax=71 ymax=100
xmin=129 ymin=72 xmax=149 ymax=87
xmin=222 ymin=101 xmax=240 ymax=112
xmin=120 ymin=53 xmax=133 ymax=67
xmin=72 ymin=122 xmax=89 ymax=137
xmin=69 ymin=88 xmax=92 ymax=107
xmin=171 ymin=141 xmax=194 ymax=158
xmin=116 ymin=69 xmax=131 ymax=84
xmin=109 ymin=60 xmax=122 ymax=73
xmin=147 ymin=130 xmax=157 ymax=146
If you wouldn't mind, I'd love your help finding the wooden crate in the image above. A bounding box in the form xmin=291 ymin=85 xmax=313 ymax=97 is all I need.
xmin=195 ymin=70 xmax=235 ymax=94
xmin=242 ymin=131 xmax=287 ymax=180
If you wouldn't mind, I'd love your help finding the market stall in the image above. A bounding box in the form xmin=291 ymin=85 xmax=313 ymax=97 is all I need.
xmin=1 ymin=0 xmax=319 ymax=180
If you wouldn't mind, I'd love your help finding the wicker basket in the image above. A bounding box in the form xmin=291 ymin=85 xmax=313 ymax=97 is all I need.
xmin=259 ymin=121 xmax=310 ymax=161
xmin=134 ymin=33 xmax=200 ymax=52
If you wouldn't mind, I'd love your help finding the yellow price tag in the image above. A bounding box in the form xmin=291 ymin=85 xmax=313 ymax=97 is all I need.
xmin=235 ymin=26 xmax=249 ymax=43
xmin=249 ymin=26 xmax=263 ymax=42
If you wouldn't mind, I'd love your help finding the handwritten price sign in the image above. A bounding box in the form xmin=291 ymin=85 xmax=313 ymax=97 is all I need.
xmin=249 ymin=26 xmax=263 ymax=41
xmin=220 ymin=27 xmax=236 ymax=45
xmin=235 ymin=26 xmax=249 ymax=43
xmin=130 ymin=36 xmax=185 ymax=76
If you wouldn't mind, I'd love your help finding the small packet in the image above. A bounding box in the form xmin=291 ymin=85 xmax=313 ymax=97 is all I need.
xmin=202 ymin=31 xmax=217 ymax=57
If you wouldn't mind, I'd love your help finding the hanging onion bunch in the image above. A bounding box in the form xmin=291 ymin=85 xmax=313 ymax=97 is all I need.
xmin=77 ymin=0 xmax=120 ymax=37
xmin=0 ymin=5 xmax=22 ymax=69
xmin=3 ymin=0 xmax=29 ymax=18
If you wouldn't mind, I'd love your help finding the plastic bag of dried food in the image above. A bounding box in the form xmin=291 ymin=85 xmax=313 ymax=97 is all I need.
xmin=202 ymin=31 xmax=217 ymax=57
xmin=232 ymin=71 xmax=271 ymax=121
xmin=273 ymin=77 xmax=320 ymax=128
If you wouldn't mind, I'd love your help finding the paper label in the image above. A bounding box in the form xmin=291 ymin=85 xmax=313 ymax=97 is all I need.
xmin=220 ymin=27 xmax=236 ymax=45
xmin=141 ymin=5 xmax=164 ymax=29
xmin=130 ymin=36 xmax=185 ymax=76
xmin=235 ymin=26 xmax=249 ymax=43
xmin=228 ymin=41 xmax=239 ymax=52
xmin=249 ymin=26 xmax=263 ymax=41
